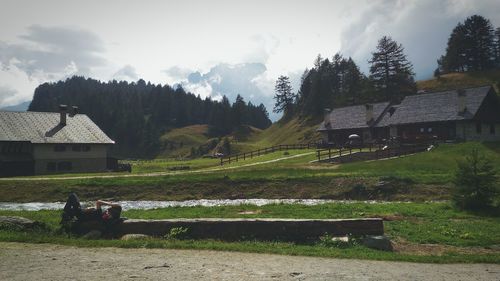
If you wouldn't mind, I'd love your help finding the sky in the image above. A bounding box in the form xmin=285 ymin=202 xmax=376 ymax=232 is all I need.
xmin=1 ymin=0 xmax=500 ymax=120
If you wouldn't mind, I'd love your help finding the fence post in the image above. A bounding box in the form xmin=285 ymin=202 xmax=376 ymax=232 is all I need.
xmin=339 ymin=148 xmax=342 ymax=157
xmin=243 ymin=153 xmax=246 ymax=160
xmin=317 ymin=150 xmax=320 ymax=161
xmin=221 ymin=158 xmax=223 ymax=166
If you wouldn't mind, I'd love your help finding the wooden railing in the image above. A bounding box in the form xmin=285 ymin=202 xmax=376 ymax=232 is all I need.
xmin=220 ymin=143 xmax=316 ymax=165
xmin=317 ymin=143 xmax=429 ymax=162
xmin=316 ymin=147 xmax=358 ymax=162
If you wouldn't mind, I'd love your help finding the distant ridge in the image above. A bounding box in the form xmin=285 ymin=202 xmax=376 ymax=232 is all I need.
xmin=0 ymin=101 xmax=30 ymax=112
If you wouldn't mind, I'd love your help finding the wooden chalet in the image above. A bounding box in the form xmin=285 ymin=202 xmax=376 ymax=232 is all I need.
xmin=318 ymin=86 xmax=500 ymax=145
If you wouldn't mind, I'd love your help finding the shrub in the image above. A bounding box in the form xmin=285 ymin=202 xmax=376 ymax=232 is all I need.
xmin=164 ymin=227 xmax=189 ymax=240
xmin=452 ymin=148 xmax=498 ymax=210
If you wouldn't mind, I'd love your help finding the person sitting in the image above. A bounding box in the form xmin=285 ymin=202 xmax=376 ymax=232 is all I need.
xmin=61 ymin=193 xmax=122 ymax=224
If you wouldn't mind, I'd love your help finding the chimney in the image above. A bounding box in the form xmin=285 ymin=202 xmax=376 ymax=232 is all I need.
xmin=70 ymin=106 xmax=79 ymax=117
xmin=324 ymin=108 xmax=331 ymax=125
xmin=457 ymin=89 xmax=466 ymax=114
xmin=59 ymin=104 xmax=67 ymax=125
xmin=365 ymin=104 xmax=374 ymax=124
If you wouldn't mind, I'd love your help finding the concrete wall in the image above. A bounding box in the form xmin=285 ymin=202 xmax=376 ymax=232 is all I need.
xmin=33 ymin=144 xmax=108 ymax=174
xmin=455 ymin=121 xmax=500 ymax=142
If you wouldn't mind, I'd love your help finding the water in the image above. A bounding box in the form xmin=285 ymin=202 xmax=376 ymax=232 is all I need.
xmin=0 ymin=199 xmax=389 ymax=211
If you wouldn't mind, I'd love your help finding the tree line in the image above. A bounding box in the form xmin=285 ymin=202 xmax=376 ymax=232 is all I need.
xmin=29 ymin=76 xmax=271 ymax=157
xmin=274 ymin=35 xmax=415 ymax=118
xmin=437 ymin=15 xmax=500 ymax=74
xmin=274 ymin=14 xmax=499 ymax=118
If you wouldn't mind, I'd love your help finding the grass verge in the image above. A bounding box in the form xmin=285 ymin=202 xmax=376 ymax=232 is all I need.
xmin=1 ymin=202 xmax=499 ymax=263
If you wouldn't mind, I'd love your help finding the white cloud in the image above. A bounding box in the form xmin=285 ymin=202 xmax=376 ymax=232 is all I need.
xmin=113 ymin=64 xmax=139 ymax=81
xmin=339 ymin=0 xmax=500 ymax=79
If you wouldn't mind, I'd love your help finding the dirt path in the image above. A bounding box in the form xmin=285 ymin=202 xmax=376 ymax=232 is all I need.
xmin=1 ymin=242 xmax=499 ymax=280
xmin=0 ymin=152 xmax=314 ymax=181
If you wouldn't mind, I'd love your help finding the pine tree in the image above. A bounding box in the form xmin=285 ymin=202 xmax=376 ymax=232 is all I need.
xmin=463 ymin=15 xmax=496 ymax=71
xmin=438 ymin=15 xmax=496 ymax=73
xmin=273 ymin=75 xmax=295 ymax=114
xmin=369 ymin=36 xmax=416 ymax=101
xmin=495 ymin=27 xmax=500 ymax=67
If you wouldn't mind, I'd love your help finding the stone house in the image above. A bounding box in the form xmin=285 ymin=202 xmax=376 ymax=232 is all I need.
xmin=318 ymin=86 xmax=500 ymax=145
xmin=0 ymin=105 xmax=114 ymax=176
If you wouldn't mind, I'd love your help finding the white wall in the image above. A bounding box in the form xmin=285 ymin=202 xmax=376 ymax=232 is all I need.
xmin=33 ymin=144 xmax=109 ymax=174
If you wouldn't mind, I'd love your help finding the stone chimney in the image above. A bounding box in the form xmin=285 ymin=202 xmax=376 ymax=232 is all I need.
xmin=59 ymin=104 xmax=67 ymax=125
xmin=69 ymin=106 xmax=79 ymax=117
xmin=324 ymin=108 xmax=331 ymax=125
xmin=457 ymin=89 xmax=466 ymax=114
xmin=365 ymin=104 xmax=374 ymax=124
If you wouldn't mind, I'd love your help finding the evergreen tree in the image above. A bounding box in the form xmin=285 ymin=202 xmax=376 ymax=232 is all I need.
xmin=438 ymin=15 xmax=496 ymax=73
xmin=273 ymin=75 xmax=295 ymax=114
xmin=368 ymin=36 xmax=416 ymax=101
xmin=231 ymin=94 xmax=246 ymax=128
xmin=495 ymin=27 xmax=500 ymax=67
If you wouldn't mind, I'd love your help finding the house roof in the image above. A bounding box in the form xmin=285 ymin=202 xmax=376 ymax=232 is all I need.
xmin=376 ymin=86 xmax=492 ymax=127
xmin=0 ymin=111 xmax=114 ymax=144
xmin=317 ymin=102 xmax=390 ymax=131
xmin=318 ymin=86 xmax=494 ymax=131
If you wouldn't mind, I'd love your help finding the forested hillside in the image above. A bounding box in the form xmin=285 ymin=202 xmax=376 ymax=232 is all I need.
xmin=29 ymin=76 xmax=271 ymax=158
xmin=273 ymin=14 xmax=500 ymax=120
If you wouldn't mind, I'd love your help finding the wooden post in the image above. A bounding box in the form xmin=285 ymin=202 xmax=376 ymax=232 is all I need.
xmin=221 ymin=158 xmax=223 ymax=166
xmin=317 ymin=150 xmax=320 ymax=161
xmin=328 ymin=148 xmax=331 ymax=159
xmin=243 ymin=153 xmax=246 ymax=160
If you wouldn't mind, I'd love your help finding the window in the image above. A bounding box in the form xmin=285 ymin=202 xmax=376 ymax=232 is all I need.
xmin=46 ymin=162 xmax=56 ymax=172
xmin=476 ymin=122 xmax=482 ymax=134
xmin=490 ymin=124 xmax=496 ymax=135
xmin=54 ymin=144 xmax=66 ymax=152
xmin=82 ymin=145 xmax=91 ymax=152
xmin=57 ymin=162 xmax=72 ymax=171
xmin=72 ymin=145 xmax=81 ymax=152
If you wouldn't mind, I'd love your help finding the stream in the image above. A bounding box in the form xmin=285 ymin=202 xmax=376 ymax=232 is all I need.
xmin=0 ymin=199 xmax=391 ymax=211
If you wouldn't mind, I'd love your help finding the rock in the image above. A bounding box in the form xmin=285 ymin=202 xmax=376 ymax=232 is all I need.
xmin=121 ymin=234 xmax=151 ymax=240
xmin=0 ymin=216 xmax=45 ymax=231
xmin=82 ymin=230 xmax=102 ymax=239
xmin=361 ymin=235 xmax=393 ymax=251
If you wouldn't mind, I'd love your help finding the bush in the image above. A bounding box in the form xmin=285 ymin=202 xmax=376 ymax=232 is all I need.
xmin=164 ymin=227 xmax=189 ymax=240
xmin=452 ymin=148 xmax=498 ymax=210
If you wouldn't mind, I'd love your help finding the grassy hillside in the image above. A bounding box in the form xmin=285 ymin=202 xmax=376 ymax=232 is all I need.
xmin=247 ymin=117 xmax=323 ymax=147
xmin=417 ymin=70 xmax=500 ymax=93
xmin=157 ymin=125 xmax=211 ymax=158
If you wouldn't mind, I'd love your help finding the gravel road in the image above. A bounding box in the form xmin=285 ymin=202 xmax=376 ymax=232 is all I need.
xmin=1 ymin=242 xmax=499 ymax=280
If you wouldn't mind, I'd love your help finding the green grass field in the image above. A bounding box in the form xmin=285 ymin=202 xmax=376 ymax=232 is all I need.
xmin=0 ymin=142 xmax=498 ymax=203
xmin=1 ymin=202 xmax=499 ymax=263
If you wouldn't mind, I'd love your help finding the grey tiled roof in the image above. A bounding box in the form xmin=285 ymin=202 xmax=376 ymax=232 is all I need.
xmin=0 ymin=111 xmax=114 ymax=144
xmin=376 ymin=86 xmax=492 ymax=127
xmin=318 ymin=102 xmax=390 ymax=130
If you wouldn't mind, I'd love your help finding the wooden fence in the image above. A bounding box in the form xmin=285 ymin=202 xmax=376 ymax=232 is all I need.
xmin=316 ymin=143 xmax=429 ymax=162
xmin=220 ymin=143 xmax=316 ymax=165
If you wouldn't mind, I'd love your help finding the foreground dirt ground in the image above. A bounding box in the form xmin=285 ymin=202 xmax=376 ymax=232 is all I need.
xmin=1 ymin=243 xmax=499 ymax=280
